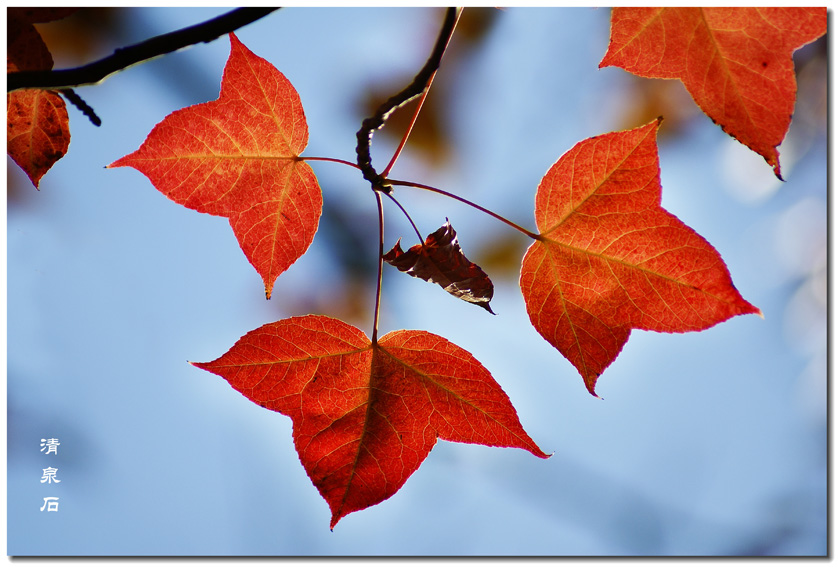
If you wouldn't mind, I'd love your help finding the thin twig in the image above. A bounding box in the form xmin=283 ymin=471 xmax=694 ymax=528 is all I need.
xmin=59 ymin=89 xmax=102 ymax=126
xmin=7 ymin=8 xmax=279 ymax=92
xmin=355 ymin=7 xmax=462 ymax=193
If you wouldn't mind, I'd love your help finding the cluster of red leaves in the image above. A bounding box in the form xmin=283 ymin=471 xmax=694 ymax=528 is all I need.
xmin=25 ymin=7 xmax=821 ymax=527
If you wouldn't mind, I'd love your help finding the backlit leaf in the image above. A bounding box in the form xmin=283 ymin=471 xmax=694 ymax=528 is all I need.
xmin=193 ymin=314 xmax=548 ymax=529
xmin=599 ymin=7 xmax=827 ymax=179
xmin=520 ymin=119 xmax=760 ymax=396
xmin=109 ymin=33 xmax=321 ymax=298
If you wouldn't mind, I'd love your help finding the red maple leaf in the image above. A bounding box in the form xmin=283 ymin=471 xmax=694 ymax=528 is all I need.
xmin=109 ymin=33 xmax=321 ymax=299
xmin=383 ymin=219 xmax=495 ymax=313
xmin=599 ymin=7 xmax=827 ymax=179
xmin=520 ymin=119 xmax=761 ymax=396
xmin=7 ymin=8 xmax=76 ymax=188
xmin=193 ymin=314 xmax=548 ymax=529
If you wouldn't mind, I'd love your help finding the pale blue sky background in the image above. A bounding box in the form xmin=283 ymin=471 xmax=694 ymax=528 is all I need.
xmin=7 ymin=7 xmax=827 ymax=555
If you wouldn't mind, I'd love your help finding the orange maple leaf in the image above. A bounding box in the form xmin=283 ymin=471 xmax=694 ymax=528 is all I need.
xmin=520 ymin=119 xmax=761 ymax=396
xmin=109 ymin=33 xmax=321 ymax=299
xmin=599 ymin=7 xmax=827 ymax=179
xmin=193 ymin=315 xmax=548 ymax=529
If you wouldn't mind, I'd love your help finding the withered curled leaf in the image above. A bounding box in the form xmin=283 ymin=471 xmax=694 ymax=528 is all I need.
xmin=384 ymin=220 xmax=495 ymax=313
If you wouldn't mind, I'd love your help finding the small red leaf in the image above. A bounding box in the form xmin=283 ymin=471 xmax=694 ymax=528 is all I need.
xmin=109 ymin=33 xmax=321 ymax=298
xmin=193 ymin=315 xmax=547 ymax=529
xmin=600 ymin=7 xmax=827 ymax=179
xmin=520 ymin=119 xmax=760 ymax=396
xmin=384 ymin=220 xmax=495 ymax=313
xmin=7 ymin=10 xmax=71 ymax=188
xmin=7 ymin=90 xmax=70 ymax=188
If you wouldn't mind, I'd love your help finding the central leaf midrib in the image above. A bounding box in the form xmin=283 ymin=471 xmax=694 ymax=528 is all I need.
xmin=542 ymin=246 xmax=591 ymax=378
xmin=135 ymin=154 xmax=297 ymax=161
xmin=333 ymin=345 xmax=384 ymax=523
xmin=262 ymin=158 xmax=299 ymax=284
xmin=541 ymin=236 xmax=723 ymax=302
xmin=208 ymin=345 xmax=370 ymax=368
xmin=694 ymin=8 xmax=759 ymax=133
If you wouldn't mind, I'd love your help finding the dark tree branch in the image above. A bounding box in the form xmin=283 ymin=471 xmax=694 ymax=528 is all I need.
xmin=7 ymin=7 xmax=279 ymax=92
xmin=355 ymin=7 xmax=461 ymax=193
xmin=59 ymin=89 xmax=102 ymax=126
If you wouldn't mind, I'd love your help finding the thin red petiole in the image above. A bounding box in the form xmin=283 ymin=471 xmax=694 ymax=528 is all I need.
xmin=387 ymin=178 xmax=542 ymax=241
xmin=383 ymin=192 xmax=424 ymax=243
xmin=300 ymin=156 xmax=360 ymax=169
xmin=371 ymin=190 xmax=385 ymax=345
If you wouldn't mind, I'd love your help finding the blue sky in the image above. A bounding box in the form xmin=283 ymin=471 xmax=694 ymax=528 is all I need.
xmin=7 ymin=7 xmax=826 ymax=555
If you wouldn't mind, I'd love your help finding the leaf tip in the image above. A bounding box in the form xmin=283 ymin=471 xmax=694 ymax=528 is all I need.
xmin=19 ymin=167 xmax=43 ymax=189
xmin=532 ymin=446 xmax=552 ymax=459
xmin=584 ymin=375 xmax=602 ymax=398
xmin=189 ymin=360 xmax=212 ymax=372
xmin=106 ymin=155 xmax=129 ymax=169
xmin=739 ymin=297 xmax=762 ymax=319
